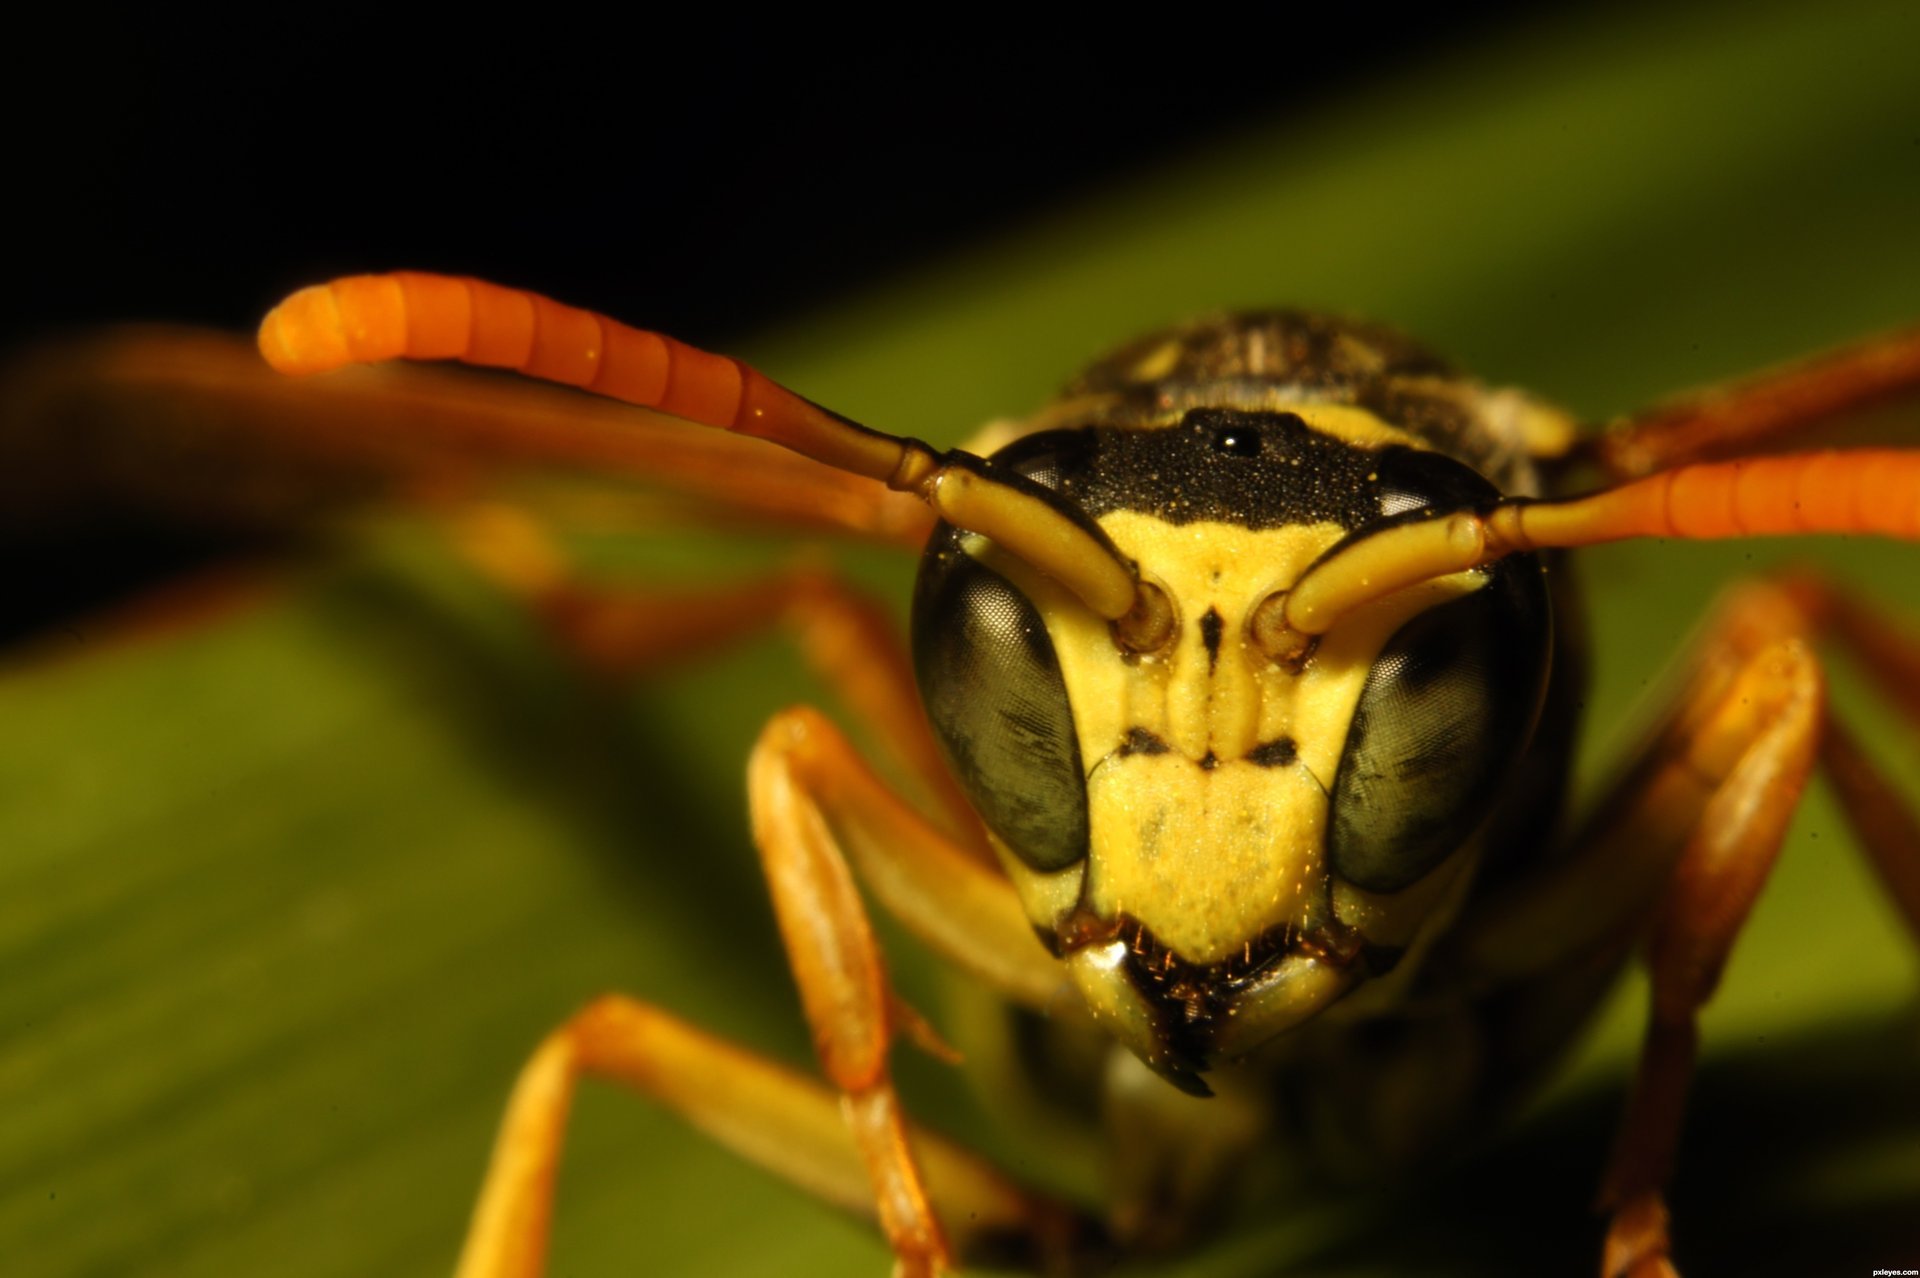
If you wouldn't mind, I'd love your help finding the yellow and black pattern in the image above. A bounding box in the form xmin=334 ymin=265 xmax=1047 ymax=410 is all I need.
xmin=912 ymin=314 xmax=1563 ymax=1093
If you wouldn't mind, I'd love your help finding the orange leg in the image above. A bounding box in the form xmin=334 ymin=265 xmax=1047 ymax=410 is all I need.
xmin=1820 ymin=711 xmax=1920 ymax=940
xmin=1593 ymin=577 xmax=1920 ymax=1273
xmin=1454 ymin=583 xmax=1821 ymax=983
xmin=749 ymin=711 xmax=949 ymax=1275
xmin=453 ymin=706 xmax=1071 ymax=1278
xmin=1446 ymin=574 xmax=1920 ymax=1274
xmin=1596 ymin=655 xmax=1822 ymax=1275
xmin=757 ymin=704 xmax=1083 ymax=1272
xmin=1775 ymin=571 xmax=1920 ymax=941
xmin=747 ymin=706 xmax=1073 ymax=1278
xmin=451 ymin=995 xmax=1080 ymax=1278
xmin=1584 ymin=585 xmax=1826 ymax=1278
xmin=1575 ymin=573 xmax=1920 ymax=1278
xmin=1778 ymin=568 xmax=1920 ymax=733
xmin=1446 ymin=582 xmax=1843 ymax=1275
xmin=1579 ymin=324 xmax=1920 ymax=479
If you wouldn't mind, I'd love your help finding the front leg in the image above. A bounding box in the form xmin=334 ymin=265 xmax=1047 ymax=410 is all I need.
xmin=453 ymin=703 xmax=1083 ymax=1278
xmin=1450 ymin=582 xmax=1827 ymax=1275
xmin=452 ymin=995 xmax=1061 ymax=1278
xmin=1594 ymin=615 xmax=1822 ymax=1278
xmin=749 ymin=707 xmax=957 ymax=1276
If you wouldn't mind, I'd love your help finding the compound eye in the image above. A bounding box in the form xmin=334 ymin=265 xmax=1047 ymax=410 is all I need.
xmin=1326 ymin=560 xmax=1549 ymax=892
xmin=912 ymin=531 xmax=1089 ymax=872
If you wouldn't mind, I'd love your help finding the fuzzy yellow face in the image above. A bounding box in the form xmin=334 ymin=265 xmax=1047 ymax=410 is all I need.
xmin=913 ymin=316 xmax=1557 ymax=1093
xmin=964 ymin=503 xmax=1497 ymax=1086
xmin=1056 ymin=511 xmax=1485 ymax=966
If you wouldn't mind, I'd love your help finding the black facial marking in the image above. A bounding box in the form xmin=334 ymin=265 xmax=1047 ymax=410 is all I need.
xmin=989 ymin=410 xmax=1391 ymax=531
xmin=1118 ymin=727 xmax=1170 ymax=757
xmin=1104 ymin=913 xmax=1379 ymax=1097
xmin=1246 ymin=736 xmax=1298 ymax=767
xmin=1199 ymin=607 xmax=1223 ymax=670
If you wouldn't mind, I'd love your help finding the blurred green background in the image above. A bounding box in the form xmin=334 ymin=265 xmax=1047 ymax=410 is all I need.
xmin=4 ymin=4 xmax=1919 ymax=1275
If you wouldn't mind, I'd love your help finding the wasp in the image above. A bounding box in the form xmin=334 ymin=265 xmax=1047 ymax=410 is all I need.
xmin=242 ymin=271 xmax=1920 ymax=1278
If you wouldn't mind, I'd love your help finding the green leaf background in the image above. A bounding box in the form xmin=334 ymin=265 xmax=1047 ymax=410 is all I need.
xmin=6 ymin=6 xmax=1920 ymax=1274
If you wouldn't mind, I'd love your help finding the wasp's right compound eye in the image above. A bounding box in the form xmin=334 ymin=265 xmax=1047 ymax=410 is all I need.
xmin=1325 ymin=557 xmax=1551 ymax=893
xmin=912 ymin=531 xmax=1089 ymax=872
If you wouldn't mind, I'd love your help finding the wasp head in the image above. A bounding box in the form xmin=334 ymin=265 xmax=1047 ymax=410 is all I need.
xmin=913 ymin=351 xmax=1553 ymax=1095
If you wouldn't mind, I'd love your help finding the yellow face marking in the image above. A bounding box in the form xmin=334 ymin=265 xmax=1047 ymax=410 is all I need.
xmin=1285 ymin=403 xmax=1428 ymax=451
xmin=984 ymin=509 xmax=1482 ymax=966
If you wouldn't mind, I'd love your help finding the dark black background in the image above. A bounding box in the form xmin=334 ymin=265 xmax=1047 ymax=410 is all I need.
xmin=14 ymin=14 xmax=1554 ymax=345
xmin=7 ymin=12 xmax=1552 ymax=639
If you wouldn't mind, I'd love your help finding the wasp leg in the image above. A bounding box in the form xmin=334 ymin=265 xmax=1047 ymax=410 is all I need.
xmin=748 ymin=704 xmax=1069 ymax=1022
xmin=452 ymin=995 xmax=1078 ymax=1278
xmin=1449 ymin=575 xmax=1920 ymax=1278
xmin=453 ymin=706 xmax=1084 ymax=1278
xmin=1446 ymin=582 xmax=1825 ymax=1276
xmin=454 ymin=504 xmax=982 ymax=847
xmin=1579 ymin=324 xmax=1920 ymax=480
xmin=746 ymin=705 xmax=1083 ymax=1276
xmin=1773 ymin=572 xmax=1920 ymax=939
xmin=1454 ymin=583 xmax=1818 ymax=982
xmin=1455 ymin=572 xmax=1920 ymax=987
xmin=1820 ymin=711 xmax=1920 ymax=938
xmin=1576 ymin=574 xmax=1920 ymax=1275
xmin=1596 ymin=588 xmax=1828 ymax=1278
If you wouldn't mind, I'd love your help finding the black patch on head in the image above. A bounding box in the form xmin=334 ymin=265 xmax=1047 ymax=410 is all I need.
xmin=1246 ymin=736 xmax=1298 ymax=767
xmin=1199 ymin=607 xmax=1223 ymax=669
xmin=1057 ymin=311 xmax=1525 ymax=487
xmin=981 ymin=403 xmax=1510 ymax=542
xmin=989 ymin=411 xmax=1386 ymax=530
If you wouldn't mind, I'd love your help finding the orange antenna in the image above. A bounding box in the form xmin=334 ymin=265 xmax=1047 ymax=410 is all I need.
xmin=1283 ymin=450 xmax=1920 ymax=636
xmin=260 ymin=273 xmax=919 ymax=482
xmin=260 ymin=273 xmax=1154 ymax=634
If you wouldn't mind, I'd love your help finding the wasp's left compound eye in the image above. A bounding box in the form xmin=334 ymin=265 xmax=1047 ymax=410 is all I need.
xmin=912 ymin=530 xmax=1089 ymax=873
